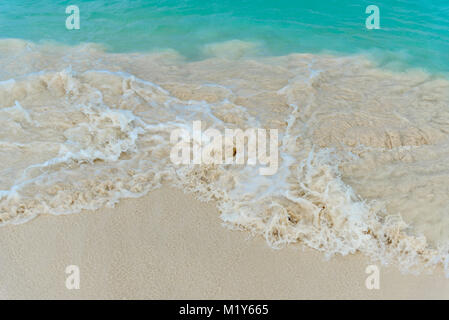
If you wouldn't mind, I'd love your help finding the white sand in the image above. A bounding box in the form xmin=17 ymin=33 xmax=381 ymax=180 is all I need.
xmin=0 ymin=186 xmax=447 ymax=299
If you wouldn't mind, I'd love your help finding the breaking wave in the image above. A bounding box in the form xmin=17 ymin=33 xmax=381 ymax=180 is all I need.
xmin=1 ymin=39 xmax=449 ymax=276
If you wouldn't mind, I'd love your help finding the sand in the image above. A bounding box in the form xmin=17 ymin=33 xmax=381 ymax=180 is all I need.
xmin=0 ymin=186 xmax=447 ymax=299
xmin=3 ymin=45 xmax=449 ymax=274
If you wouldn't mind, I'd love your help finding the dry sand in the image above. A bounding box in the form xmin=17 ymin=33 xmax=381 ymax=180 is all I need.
xmin=0 ymin=186 xmax=448 ymax=299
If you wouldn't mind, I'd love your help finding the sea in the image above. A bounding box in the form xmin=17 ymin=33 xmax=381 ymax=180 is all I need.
xmin=0 ymin=0 xmax=449 ymax=275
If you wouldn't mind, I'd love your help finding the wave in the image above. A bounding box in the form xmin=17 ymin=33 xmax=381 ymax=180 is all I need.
xmin=1 ymin=39 xmax=449 ymax=276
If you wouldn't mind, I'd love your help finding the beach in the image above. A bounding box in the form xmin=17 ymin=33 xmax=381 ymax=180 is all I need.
xmin=1 ymin=42 xmax=449 ymax=287
xmin=1 ymin=1 xmax=449 ymax=300
xmin=0 ymin=186 xmax=447 ymax=299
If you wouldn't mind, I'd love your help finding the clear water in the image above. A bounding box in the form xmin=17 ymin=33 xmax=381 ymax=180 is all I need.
xmin=1 ymin=0 xmax=448 ymax=72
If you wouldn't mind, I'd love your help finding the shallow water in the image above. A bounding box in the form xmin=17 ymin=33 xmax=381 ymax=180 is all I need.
xmin=1 ymin=1 xmax=449 ymax=275
xmin=0 ymin=40 xmax=449 ymax=275
xmin=1 ymin=0 xmax=448 ymax=71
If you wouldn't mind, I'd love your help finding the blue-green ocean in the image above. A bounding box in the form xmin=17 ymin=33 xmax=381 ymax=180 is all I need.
xmin=1 ymin=0 xmax=448 ymax=72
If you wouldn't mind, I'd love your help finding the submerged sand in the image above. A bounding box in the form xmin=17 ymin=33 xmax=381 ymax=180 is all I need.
xmin=0 ymin=187 xmax=447 ymax=299
xmin=1 ymin=39 xmax=449 ymax=277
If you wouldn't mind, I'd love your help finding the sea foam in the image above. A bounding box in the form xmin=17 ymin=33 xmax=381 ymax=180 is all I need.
xmin=1 ymin=40 xmax=449 ymax=276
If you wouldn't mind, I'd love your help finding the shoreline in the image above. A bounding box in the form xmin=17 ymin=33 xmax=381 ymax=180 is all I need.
xmin=1 ymin=39 xmax=449 ymax=296
xmin=0 ymin=186 xmax=447 ymax=299
xmin=2 ymin=38 xmax=449 ymax=78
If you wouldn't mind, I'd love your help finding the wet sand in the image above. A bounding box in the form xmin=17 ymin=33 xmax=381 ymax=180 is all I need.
xmin=0 ymin=186 xmax=447 ymax=299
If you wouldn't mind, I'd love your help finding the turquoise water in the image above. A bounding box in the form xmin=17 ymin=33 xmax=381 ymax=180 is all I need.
xmin=0 ymin=1 xmax=448 ymax=71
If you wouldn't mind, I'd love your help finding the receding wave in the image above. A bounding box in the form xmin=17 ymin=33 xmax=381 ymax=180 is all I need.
xmin=1 ymin=39 xmax=449 ymax=276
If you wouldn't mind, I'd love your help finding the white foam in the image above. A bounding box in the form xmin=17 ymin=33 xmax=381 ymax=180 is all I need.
xmin=0 ymin=41 xmax=448 ymax=277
